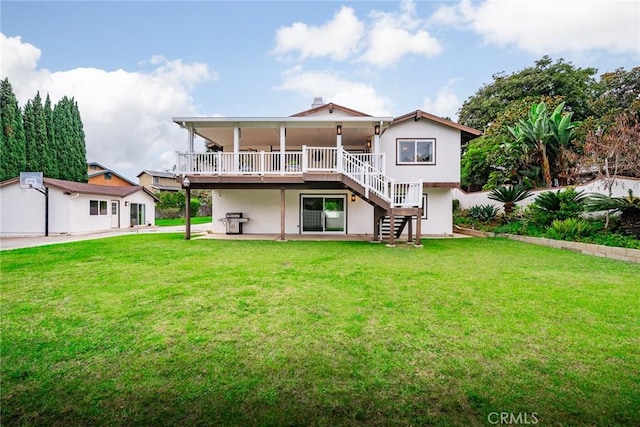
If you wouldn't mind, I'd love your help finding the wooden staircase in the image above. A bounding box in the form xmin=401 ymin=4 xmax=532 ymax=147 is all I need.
xmin=379 ymin=215 xmax=410 ymax=239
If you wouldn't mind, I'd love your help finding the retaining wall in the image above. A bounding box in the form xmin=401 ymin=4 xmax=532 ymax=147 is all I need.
xmin=453 ymin=226 xmax=640 ymax=264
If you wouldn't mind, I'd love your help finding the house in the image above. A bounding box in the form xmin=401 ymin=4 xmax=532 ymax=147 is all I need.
xmin=87 ymin=162 xmax=136 ymax=186
xmin=137 ymin=170 xmax=181 ymax=192
xmin=173 ymin=99 xmax=481 ymax=244
xmin=0 ymin=177 xmax=158 ymax=237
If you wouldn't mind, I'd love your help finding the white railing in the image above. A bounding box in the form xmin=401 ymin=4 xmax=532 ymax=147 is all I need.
xmin=176 ymin=147 xmax=422 ymax=207
xmin=392 ymin=181 xmax=423 ymax=207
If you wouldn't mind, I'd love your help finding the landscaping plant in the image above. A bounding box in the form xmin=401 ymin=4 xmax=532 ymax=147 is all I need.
xmin=585 ymin=189 xmax=640 ymax=237
xmin=488 ymin=184 xmax=533 ymax=215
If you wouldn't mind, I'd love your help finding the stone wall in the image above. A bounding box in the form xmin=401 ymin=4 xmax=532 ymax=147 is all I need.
xmin=453 ymin=226 xmax=640 ymax=264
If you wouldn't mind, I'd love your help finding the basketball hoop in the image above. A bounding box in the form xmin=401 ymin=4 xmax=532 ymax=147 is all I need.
xmin=19 ymin=172 xmax=44 ymax=190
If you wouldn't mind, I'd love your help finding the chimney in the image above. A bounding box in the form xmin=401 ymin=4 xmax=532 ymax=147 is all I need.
xmin=311 ymin=97 xmax=324 ymax=108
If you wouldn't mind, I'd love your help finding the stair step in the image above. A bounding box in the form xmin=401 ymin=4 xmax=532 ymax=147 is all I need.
xmin=379 ymin=216 xmax=409 ymax=238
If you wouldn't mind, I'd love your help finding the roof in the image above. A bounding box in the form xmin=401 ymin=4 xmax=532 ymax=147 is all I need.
xmin=0 ymin=177 xmax=159 ymax=201
xmin=88 ymin=169 xmax=137 ymax=186
xmin=151 ymin=184 xmax=182 ymax=191
xmin=391 ymin=110 xmax=482 ymax=137
xmin=289 ymin=102 xmax=371 ymax=118
xmin=137 ymin=170 xmax=176 ymax=179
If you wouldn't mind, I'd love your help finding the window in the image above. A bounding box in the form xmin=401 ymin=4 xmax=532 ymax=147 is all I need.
xmin=397 ymin=139 xmax=435 ymax=164
xmin=152 ymin=176 xmax=159 ymax=185
xmin=90 ymin=200 xmax=108 ymax=216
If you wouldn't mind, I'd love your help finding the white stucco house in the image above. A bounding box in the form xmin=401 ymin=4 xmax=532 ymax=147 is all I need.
xmin=0 ymin=177 xmax=158 ymax=237
xmin=173 ymin=99 xmax=481 ymax=244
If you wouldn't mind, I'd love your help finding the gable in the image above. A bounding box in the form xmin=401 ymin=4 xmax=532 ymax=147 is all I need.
xmin=290 ymin=102 xmax=371 ymax=118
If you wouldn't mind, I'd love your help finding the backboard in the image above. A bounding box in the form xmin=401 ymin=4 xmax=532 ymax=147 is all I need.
xmin=19 ymin=172 xmax=44 ymax=190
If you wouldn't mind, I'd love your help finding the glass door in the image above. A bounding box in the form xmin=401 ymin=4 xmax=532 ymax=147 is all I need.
xmin=301 ymin=195 xmax=345 ymax=233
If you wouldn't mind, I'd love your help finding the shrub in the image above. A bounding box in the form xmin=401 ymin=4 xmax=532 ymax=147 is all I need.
xmin=467 ymin=204 xmax=500 ymax=222
xmin=545 ymin=218 xmax=595 ymax=241
xmin=488 ymin=185 xmax=533 ymax=214
xmin=532 ymin=187 xmax=586 ymax=224
xmin=584 ymin=189 xmax=640 ymax=237
xmin=190 ymin=198 xmax=201 ymax=217
xmin=452 ymin=199 xmax=460 ymax=212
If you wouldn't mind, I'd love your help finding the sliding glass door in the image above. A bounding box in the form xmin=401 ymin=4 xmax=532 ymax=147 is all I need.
xmin=301 ymin=195 xmax=346 ymax=233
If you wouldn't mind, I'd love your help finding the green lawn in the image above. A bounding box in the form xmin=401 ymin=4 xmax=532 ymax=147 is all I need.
xmin=2 ymin=236 xmax=639 ymax=426
xmin=155 ymin=216 xmax=211 ymax=227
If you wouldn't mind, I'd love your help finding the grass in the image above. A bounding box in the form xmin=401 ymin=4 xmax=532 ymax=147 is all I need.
xmin=2 ymin=236 xmax=639 ymax=426
xmin=155 ymin=216 xmax=211 ymax=226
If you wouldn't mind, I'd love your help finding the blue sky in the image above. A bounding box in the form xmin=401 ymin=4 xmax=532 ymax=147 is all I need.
xmin=1 ymin=0 xmax=638 ymax=181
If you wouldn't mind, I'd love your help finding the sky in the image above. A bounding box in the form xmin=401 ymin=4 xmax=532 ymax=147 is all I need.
xmin=1 ymin=0 xmax=638 ymax=182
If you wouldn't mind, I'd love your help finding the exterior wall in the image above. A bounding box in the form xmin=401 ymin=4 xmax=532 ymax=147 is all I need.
xmin=138 ymin=173 xmax=179 ymax=192
xmin=138 ymin=173 xmax=153 ymax=189
xmin=453 ymin=177 xmax=640 ymax=212
xmin=1 ymin=185 xmax=71 ymax=236
xmin=414 ymin=188 xmax=453 ymax=236
xmin=88 ymin=174 xmax=133 ymax=187
xmin=211 ymin=189 xmax=374 ymax=235
xmin=0 ymin=183 xmax=156 ymax=236
xmin=381 ymin=119 xmax=461 ymax=184
xmin=210 ymin=188 xmax=453 ymax=236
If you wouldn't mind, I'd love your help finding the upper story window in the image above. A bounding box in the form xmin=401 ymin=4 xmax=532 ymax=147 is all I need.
xmin=153 ymin=176 xmax=159 ymax=185
xmin=397 ymin=139 xmax=435 ymax=164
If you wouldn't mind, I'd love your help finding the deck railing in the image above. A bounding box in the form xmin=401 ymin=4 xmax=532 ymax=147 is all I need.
xmin=176 ymin=148 xmax=421 ymax=207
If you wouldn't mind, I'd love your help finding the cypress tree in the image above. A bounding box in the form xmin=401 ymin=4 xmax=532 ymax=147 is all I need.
xmin=43 ymin=94 xmax=58 ymax=178
xmin=53 ymin=97 xmax=72 ymax=180
xmin=30 ymin=92 xmax=53 ymax=177
xmin=23 ymin=98 xmax=39 ymax=172
xmin=71 ymin=99 xmax=88 ymax=182
xmin=0 ymin=78 xmax=26 ymax=181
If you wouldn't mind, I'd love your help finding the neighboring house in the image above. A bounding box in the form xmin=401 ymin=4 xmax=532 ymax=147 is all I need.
xmin=137 ymin=170 xmax=181 ymax=192
xmin=0 ymin=177 xmax=158 ymax=237
xmin=87 ymin=162 xmax=136 ymax=187
xmin=173 ymin=99 xmax=481 ymax=244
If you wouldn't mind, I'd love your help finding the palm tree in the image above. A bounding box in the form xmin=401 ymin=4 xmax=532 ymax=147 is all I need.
xmin=488 ymin=184 xmax=533 ymax=215
xmin=509 ymin=103 xmax=553 ymax=187
xmin=584 ymin=189 xmax=640 ymax=236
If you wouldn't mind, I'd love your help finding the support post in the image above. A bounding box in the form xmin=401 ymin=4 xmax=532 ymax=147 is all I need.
xmin=185 ymin=186 xmax=191 ymax=240
xmin=33 ymin=185 xmax=49 ymax=236
xmin=407 ymin=215 xmax=413 ymax=243
xmin=415 ymin=210 xmax=422 ymax=247
xmin=280 ymin=124 xmax=286 ymax=174
xmin=279 ymin=187 xmax=286 ymax=241
xmin=372 ymin=206 xmax=385 ymax=242
xmin=388 ymin=212 xmax=396 ymax=247
xmin=45 ymin=187 xmax=49 ymax=237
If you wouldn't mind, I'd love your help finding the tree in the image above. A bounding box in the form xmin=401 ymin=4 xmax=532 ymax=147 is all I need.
xmin=53 ymin=97 xmax=88 ymax=182
xmin=585 ymin=190 xmax=640 ymax=236
xmin=0 ymin=78 xmax=26 ymax=181
xmin=590 ymin=67 xmax=640 ymax=121
xmin=488 ymin=184 xmax=533 ymax=215
xmin=583 ymin=112 xmax=640 ymax=196
xmin=458 ymin=56 xmax=597 ymax=131
xmin=43 ymin=94 xmax=58 ymax=179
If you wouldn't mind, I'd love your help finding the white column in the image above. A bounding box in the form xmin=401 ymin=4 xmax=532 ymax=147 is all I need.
xmin=233 ymin=124 xmax=240 ymax=172
xmin=280 ymin=124 xmax=286 ymax=174
xmin=233 ymin=125 xmax=240 ymax=152
xmin=187 ymin=125 xmax=195 ymax=152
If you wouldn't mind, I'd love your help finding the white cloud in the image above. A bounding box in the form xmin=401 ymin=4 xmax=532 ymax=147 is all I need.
xmin=276 ymin=66 xmax=392 ymax=116
xmin=0 ymin=33 xmax=215 ymax=181
xmin=272 ymin=0 xmax=442 ymax=67
xmin=272 ymin=6 xmax=364 ymax=61
xmin=421 ymin=81 xmax=461 ymax=120
xmin=359 ymin=0 xmax=442 ymax=67
xmin=431 ymin=0 xmax=640 ymax=56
